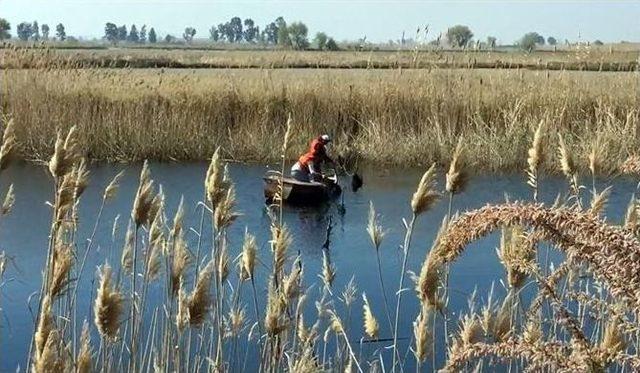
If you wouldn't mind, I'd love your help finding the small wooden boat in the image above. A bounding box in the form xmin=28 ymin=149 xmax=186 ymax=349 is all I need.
xmin=263 ymin=170 xmax=342 ymax=205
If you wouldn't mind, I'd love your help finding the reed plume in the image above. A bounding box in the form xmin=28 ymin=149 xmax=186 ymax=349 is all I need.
xmin=270 ymin=224 xmax=291 ymax=276
xmin=366 ymin=201 xmax=385 ymax=250
xmin=205 ymin=148 xmax=227 ymax=209
xmin=94 ymin=264 xmax=124 ymax=341
xmin=496 ymin=226 xmax=532 ymax=289
xmin=76 ymin=321 xmax=92 ymax=373
xmin=362 ymin=293 xmax=379 ymax=339
xmin=170 ymin=231 xmax=189 ymax=297
xmin=49 ymin=243 xmax=73 ymax=298
xmin=120 ymin=220 xmax=134 ymax=272
xmin=412 ymin=305 xmax=432 ymax=364
xmin=239 ymin=230 xmax=257 ymax=281
xmin=1 ymin=184 xmax=14 ymax=215
xmin=411 ymin=163 xmax=440 ymax=215
xmin=187 ymin=259 xmax=214 ymax=326
xmin=445 ymin=137 xmax=467 ymax=194
xmin=265 ymin=279 xmax=287 ymax=336
xmin=34 ymin=295 xmax=54 ymax=360
xmin=0 ymin=118 xmax=16 ymax=171
xmin=132 ymin=160 xmax=154 ymax=227
xmin=416 ymin=217 xmax=447 ymax=308
xmin=321 ymin=250 xmax=336 ymax=290
xmin=214 ymin=184 xmax=239 ymax=230
xmin=103 ymin=170 xmax=125 ymax=201
xmin=526 ymin=120 xmax=544 ymax=200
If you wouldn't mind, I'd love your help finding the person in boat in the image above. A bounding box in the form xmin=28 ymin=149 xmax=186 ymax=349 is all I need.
xmin=291 ymin=134 xmax=335 ymax=182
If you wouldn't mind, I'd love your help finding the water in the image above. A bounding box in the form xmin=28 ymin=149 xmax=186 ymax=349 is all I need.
xmin=0 ymin=162 xmax=636 ymax=371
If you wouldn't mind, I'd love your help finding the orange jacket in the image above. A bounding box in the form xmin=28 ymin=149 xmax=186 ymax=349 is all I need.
xmin=298 ymin=137 xmax=331 ymax=170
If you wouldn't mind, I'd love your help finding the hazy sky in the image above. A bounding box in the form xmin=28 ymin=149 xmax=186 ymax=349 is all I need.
xmin=1 ymin=1 xmax=639 ymax=43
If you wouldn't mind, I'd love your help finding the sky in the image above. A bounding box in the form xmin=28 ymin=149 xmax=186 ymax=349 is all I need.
xmin=1 ymin=1 xmax=639 ymax=44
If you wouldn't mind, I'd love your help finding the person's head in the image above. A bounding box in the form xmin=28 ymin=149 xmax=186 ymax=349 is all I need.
xmin=320 ymin=134 xmax=331 ymax=144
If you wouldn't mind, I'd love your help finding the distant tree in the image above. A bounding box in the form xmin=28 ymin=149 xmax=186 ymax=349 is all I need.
xmin=229 ymin=17 xmax=243 ymax=42
xmin=325 ymin=37 xmax=339 ymax=51
xmin=486 ymin=36 xmax=497 ymax=49
xmin=314 ymin=32 xmax=328 ymax=50
xmin=148 ymin=27 xmax=157 ymax=43
xmin=55 ymin=23 xmax=66 ymax=41
xmin=243 ymin=18 xmax=258 ymax=42
xmin=535 ymin=34 xmax=545 ymax=45
xmin=117 ymin=25 xmax=127 ymax=41
xmin=128 ymin=24 xmax=139 ymax=43
xmin=446 ymin=25 xmax=473 ymax=48
xmin=183 ymin=27 xmax=196 ymax=43
xmin=209 ymin=25 xmax=219 ymax=42
xmin=32 ymin=21 xmax=40 ymax=41
xmin=275 ymin=17 xmax=289 ymax=46
xmin=594 ymin=39 xmax=604 ymax=46
xmin=287 ymin=22 xmax=309 ymax=50
xmin=547 ymin=36 xmax=557 ymax=45
xmin=17 ymin=22 xmax=33 ymax=41
xmin=139 ymin=25 xmax=147 ymax=43
xmin=520 ymin=32 xmax=544 ymax=52
xmin=0 ymin=18 xmax=11 ymax=40
xmin=263 ymin=22 xmax=278 ymax=44
xmin=104 ymin=22 xmax=119 ymax=43
xmin=164 ymin=34 xmax=176 ymax=43
xmin=41 ymin=24 xmax=50 ymax=40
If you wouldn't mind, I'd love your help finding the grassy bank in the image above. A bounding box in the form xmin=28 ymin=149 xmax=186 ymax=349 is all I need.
xmin=1 ymin=68 xmax=639 ymax=172
xmin=2 ymin=44 xmax=639 ymax=71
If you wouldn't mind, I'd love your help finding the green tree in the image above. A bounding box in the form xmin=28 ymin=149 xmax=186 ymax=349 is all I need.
xmin=165 ymin=34 xmax=176 ymax=43
xmin=486 ymin=36 xmax=497 ymax=49
xmin=314 ymin=32 xmax=328 ymax=50
xmin=229 ymin=17 xmax=242 ymax=42
xmin=0 ymin=18 xmax=11 ymax=40
xmin=594 ymin=39 xmax=604 ymax=46
xmin=520 ymin=32 xmax=543 ymax=52
xmin=41 ymin=24 xmax=50 ymax=40
xmin=17 ymin=22 xmax=33 ymax=41
xmin=139 ymin=25 xmax=147 ymax=43
xmin=288 ymin=21 xmax=308 ymax=49
xmin=104 ymin=22 xmax=118 ymax=43
xmin=446 ymin=25 xmax=473 ymax=48
xmin=148 ymin=27 xmax=157 ymax=43
xmin=32 ymin=21 xmax=40 ymax=40
xmin=243 ymin=18 xmax=258 ymax=43
xmin=55 ymin=23 xmax=66 ymax=41
xmin=275 ymin=17 xmax=290 ymax=46
xmin=128 ymin=24 xmax=139 ymax=43
xmin=325 ymin=37 xmax=339 ymax=51
xmin=117 ymin=25 xmax=127 ymax=41
xmin=209 ymin=25 xmax=219 ymax=41
xmin=183 ymin=27 xmax=196 ymax=43
xmin=547 ymin=36 xmax=557 ymax=45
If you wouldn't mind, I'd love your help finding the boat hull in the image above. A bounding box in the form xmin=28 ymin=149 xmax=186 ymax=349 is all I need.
xmin=263 ymin=174 xmax=341 ymax=205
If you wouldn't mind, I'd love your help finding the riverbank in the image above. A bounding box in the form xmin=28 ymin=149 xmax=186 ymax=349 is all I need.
xmin=2 ymin=68 xmax=639 ymax=172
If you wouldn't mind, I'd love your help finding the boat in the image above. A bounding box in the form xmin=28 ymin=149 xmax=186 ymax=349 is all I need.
xmin=263 ymin=170 xmax=342 ymax=205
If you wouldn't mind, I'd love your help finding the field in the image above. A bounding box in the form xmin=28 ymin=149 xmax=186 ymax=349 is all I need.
xmin=2 ymin=66 xmax=639 ymax=172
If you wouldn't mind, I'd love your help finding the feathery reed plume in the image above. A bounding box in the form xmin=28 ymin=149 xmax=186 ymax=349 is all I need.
xmin=362 ymin=293 xmax=379 ymax=339
xmin=103 ymin=170 xmax=124 ymax=201
xmin=445 ymin=137 xmax=467 ymax=194
xmin=492 ymin=295 xmax=513 ymax=342
xmin=34 ymin=296 xmax=54 ymax=360
xmin=170 ymin=231 xmax=189 ymax=297
xmin=283 ymin=256 xmax=303 ymax=301
xmin=558 ymin=134 xmax=575 ymax=177
xmin=588 ymin=136 xmax=605 ymax=177
xmin=282 ymin=114 xmax=292 ymax=156
xmin=270 ymin=224 xmax=291 ymax=276
xmin=214 ymin=184 xmax=239 ymax=230
xmin=171 ymin=196 xmax=185 ymax=239
xmin=416 ymin=217 xmax=447 ymax=308
xmin=74 ymin=158 xmax=90 ymax=198
xmin=77 ymin=321 xmax=92 ymax=373
xmin=366 ymin=201 xmax=385 ymax=250
xmin=523 ymin=311 xmax=542 ymax=345
xmin=526 ymin=120 xmax=544 ymax=199
xmin=218 ymin=241 xmax=230 ymax=284
xmin=450 ymin=314 xmax=483 ymax=358
xmin=132 ymin=160 xmax=154 ymax=227
xmin=600 ymin=318 xmax=626 ymax=360
xmin=496 ymin=226 xmax=532 ymax=289
xmin=411 ymin=163 xmax=440 ymax=215
xmin=239 ymin=230 xmax=257 ymax=281
xmin=205 ymin=148 xmax=227 ymax=209
xmin=176 ymin=279 xmax=189 ymax=333
xmin=94 ymin=264 xmax=124 ymax=341
xmin=146 ymin=236 xmax=163 ymax=282
xmin=265 ymin=280 xmax=286 ymax=335
xmin=589 ymin=186 xmax=612 ymax=217
xmin=225 ymin=307 xmax=246 ymax=338
xmin=321 ymin=250 xmax=336 ymax=290
xmin=0 ymin=118 xmax=16 ymax=171
xmin=49 ymin=126 xmax=80 ymax=179
xmin=33 ymin=330 xmax=64 ymax=373
xmin=413 ymin=305 xmax=432 ymax=364
xmin=1 ymin=184 xmax=14 ymax=215
xmin=49 ymin=243 xmax=73 ymax=298
xmin=121 ymin=220 xmax=134 ymax=273
xmin=187 ymin=259 xmax=214 ymax=326
xmin=341 ymin=277 xmax=357 ymax=308
xmin=290 ymin=345 xmax=317 ymax=372
xmin=147 ymin=188 xmax=164 ymax=228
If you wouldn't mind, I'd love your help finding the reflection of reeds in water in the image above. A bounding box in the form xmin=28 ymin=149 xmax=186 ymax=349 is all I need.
xmin=4 ymin=117 xmax=640 ymax=371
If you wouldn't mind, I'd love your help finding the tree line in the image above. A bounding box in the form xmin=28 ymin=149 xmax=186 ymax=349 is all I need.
xmin=0 ymin=20 xmax=67 ymax=41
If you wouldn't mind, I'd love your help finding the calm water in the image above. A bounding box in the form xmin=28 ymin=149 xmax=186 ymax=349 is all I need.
xmin=0 ymin=162 xmax=635 ymax=371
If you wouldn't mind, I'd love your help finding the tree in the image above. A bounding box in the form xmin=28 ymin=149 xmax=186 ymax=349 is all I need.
xmin=209 ymin=25 xmax=219 ymax=41
xmin=41 ymin=24 xmax=50 ymax=40
xmin=139 ymin=25 xmax=147 ymax=43
xmin=446 ymin=25 xmax=473 ymax=48
xmin=117 ymin=25 xmax=127 ymax=41
xmin=148 ymin=27 xmax=157 ymax=43
xmin=17 ymin=22 xmax=33 ymax=41
xmin=229 ymin=17 xmax=243 ymax=42
xmin=165 ymin=34 xmax=176 ymax=43
xmin=243 ymin=18 xmax=258 ymax=43
xmin=325 ymin=37 xmax=339 ymax=51
xmin=104 ymin=22 xmax=119 ymax=43
xmin=275 ymin=17 xmax=289 ymax=46
xmin=0 ymin=18 xmax=11 ymax=40
xmin=32 ymin=21 xmax=40 ymax=41
xmin=520 ymin=32 xmax=544 ymax=52
xmin=547 ymin=36 xmax=557 ymax=45
xmin=263 ymin=22 xmax=278 ymax=44
xmin=55 ymin=23 xmax=66 ymax=41
xmin=287 ymin=22 xmax=309 ymax=50
xmin=314 ymin=32 xmax=328 ymax=50
xmin=128 ymin=24 xmax=139 ymax=43
xmin=594 ymin=39 xmax=604 ymax=46
xmin=486 ymin=36 xmax=497 ymax=49
xmin=183 ymin=27 xmax=196 ymax=43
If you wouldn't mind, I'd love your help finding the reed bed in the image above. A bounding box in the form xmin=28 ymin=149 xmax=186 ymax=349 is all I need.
xmin=3 ymin=116 xmax=640 ymax=372
xmin=1 ymin=67 xmax=639 ymax=172
xmin=1 ymin=44 xmax=639 ymax=71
